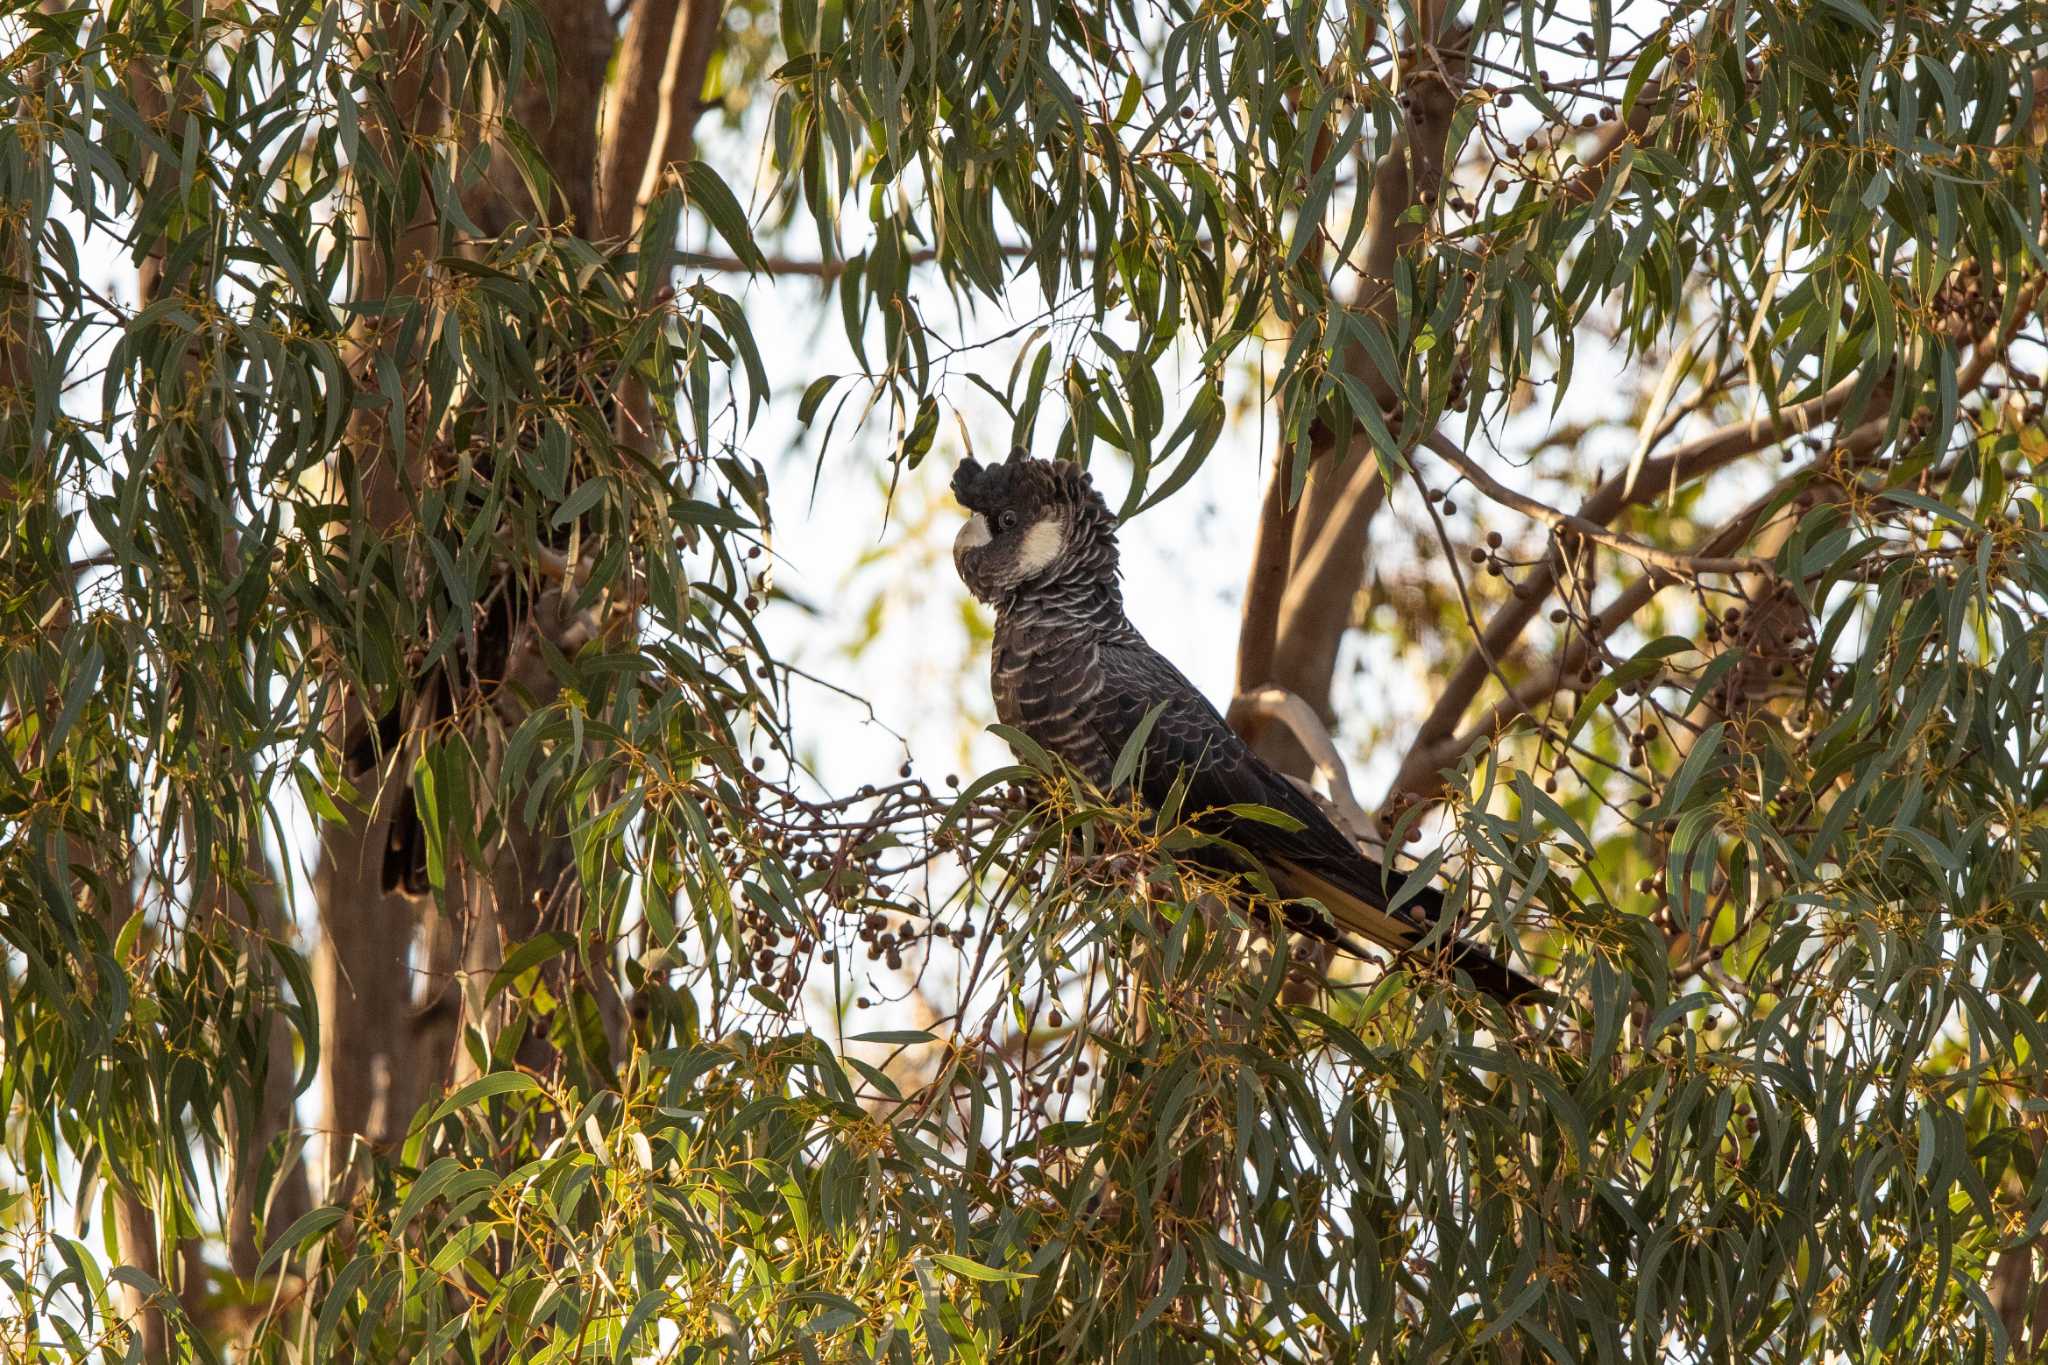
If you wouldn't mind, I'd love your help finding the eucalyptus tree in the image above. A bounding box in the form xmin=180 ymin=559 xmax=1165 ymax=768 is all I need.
xmin=3 ymin=0 xmax=2046 ymax=1359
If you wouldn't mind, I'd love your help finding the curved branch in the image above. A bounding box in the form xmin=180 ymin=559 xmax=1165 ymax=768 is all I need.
xmin=1226 ymin=686 xmax=1372 ymax=836
xmin=1388 ymin=474 xmax=1795 ymax=799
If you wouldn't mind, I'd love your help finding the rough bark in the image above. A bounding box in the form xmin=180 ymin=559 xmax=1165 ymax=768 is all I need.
xmin=316 ymin=0 xmax=712 ymax=1147
xmin=445 ymin=0 xmax=721 ymax=1086
xmin=315 ymin=830 xmax=430 ymax=1184
xmin=112 ymin=1179 xmax=171 ymax=1362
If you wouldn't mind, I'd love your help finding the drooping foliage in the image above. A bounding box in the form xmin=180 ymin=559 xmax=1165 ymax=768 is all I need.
xmin=2 ymin=0 xmax=2046 ymax=1360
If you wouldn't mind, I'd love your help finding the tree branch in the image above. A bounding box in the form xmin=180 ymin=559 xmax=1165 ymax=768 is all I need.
xmin=1234 ymin=12 xmax=1462 ymax=774
xmin=1277 ymin=438 xmax=1390 ymax=634
xmin=1555 ymin=5 xmax=1718 ymax=206
xmin=1236 ymin=10 xmax=1718 ymax=788
xmin=1226 ymin=686 xmax=1372 ymax=836
xmin=1422 ymin=430 xmax=1770 ymax=576
xmin=1395 ymin=364 xmax=1882 ymax=801
xmin=674 ymin=242 xmax=1047 ymax=279
xmin=1231 ymin=453 xmax=1300 ymax=721
xmin=596 ymin=0 xmax=682 ymax=240
xmin=1387 ymin=474 xmax=1794 ymax=798
xmin=1391 ymin=256 xmax=2048 ymax=804
xmin=631 ymin=0 xmax=724 ymax=216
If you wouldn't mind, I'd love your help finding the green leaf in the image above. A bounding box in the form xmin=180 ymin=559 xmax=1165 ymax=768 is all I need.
xmin=393 ymin=1157 xmax=468 ymax=1238
xmin=1107 ymin=700 xmax=1168 ymax=792
xmin=44 ymin=642 xmax=102 ymax=756
xmin=429 ymin=1221 xmax=498 ymax=1274
xmin=553 ymin=474 xmax=611 ymax=528
xmin=412 ymin=1072 xmax=543 ymax=1135
xmin=618 ymin=1288 xmax=668 ymax=1354
xmin=254 ymin=1206 xmax=343 ymax=1281
xmin=1815 ymin=0 xmax=1881 ymax=34
xmin=929 ymin=1253 xmax=1032 ymax=1283
xmin=1215 ymin=802 xmax=1306 ymax=832
xmin=683 ymin=160 xmax=767 ymax=271
xmin=487 ymin=931 xmax=576 ymax=1001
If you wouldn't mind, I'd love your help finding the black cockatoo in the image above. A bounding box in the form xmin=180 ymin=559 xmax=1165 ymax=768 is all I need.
xmin=951 ymin=448 xmax=1540 ymax=1003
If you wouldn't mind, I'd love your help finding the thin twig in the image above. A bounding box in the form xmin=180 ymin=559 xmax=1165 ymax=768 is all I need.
xmin=1393 ymin=474 xmax=1794 ymax=796
xmin=676 ymin=242 xmax=1050 ymax=280
xmin=1422 ymin=430 xmax=1770 ymax=576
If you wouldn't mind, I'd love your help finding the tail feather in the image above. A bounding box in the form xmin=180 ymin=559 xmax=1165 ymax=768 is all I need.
xmin=1271 ymin=859 xmax=1543 ymax=1003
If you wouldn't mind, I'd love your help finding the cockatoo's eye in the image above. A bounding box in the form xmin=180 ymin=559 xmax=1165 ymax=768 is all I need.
xmin=998 ymin=509 xmax=1020 ymax=532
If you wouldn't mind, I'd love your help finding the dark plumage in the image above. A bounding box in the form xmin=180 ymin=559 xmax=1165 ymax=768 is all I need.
xmin=952 ymin=449 xmax=1540 ymax=1003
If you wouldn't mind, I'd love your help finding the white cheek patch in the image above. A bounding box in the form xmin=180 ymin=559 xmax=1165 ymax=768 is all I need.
xmin=1013 ymin=518 xmax=1066 ymax=576
xmin=954 ymin=513 xmax=992 ymax=552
